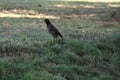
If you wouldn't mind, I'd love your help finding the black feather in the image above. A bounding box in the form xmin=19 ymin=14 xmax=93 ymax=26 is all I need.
xmin=44 ymin=19 xmax=64 ymax=40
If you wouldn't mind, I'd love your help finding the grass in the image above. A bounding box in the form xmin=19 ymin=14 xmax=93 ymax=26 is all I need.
xmin=0 ymin=0 xmax=120 ymax=80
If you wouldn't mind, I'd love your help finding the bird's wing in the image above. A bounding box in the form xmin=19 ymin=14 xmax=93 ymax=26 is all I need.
xmin=51 ymin=24 xmax=63 ymax=39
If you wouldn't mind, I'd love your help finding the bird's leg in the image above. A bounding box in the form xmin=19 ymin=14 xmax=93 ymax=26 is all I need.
xmin=52 ymin=36 xmax=58 ymax=43
xmin=53 ymin=37 xmax=57 ymax=43
xmin=61 ymin=39 xmax=65 ymax=44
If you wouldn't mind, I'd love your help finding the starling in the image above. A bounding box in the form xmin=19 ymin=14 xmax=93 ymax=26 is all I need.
xmin=44 ymin=19 xmax=64 ymax=41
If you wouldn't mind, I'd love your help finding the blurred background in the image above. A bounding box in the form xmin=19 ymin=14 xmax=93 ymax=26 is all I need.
xmin=0 ymin=0 xmax=120 ymax=80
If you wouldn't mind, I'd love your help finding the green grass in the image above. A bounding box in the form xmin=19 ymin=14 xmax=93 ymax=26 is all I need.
xmin=0 ymin=0 xmax=120 ymax=80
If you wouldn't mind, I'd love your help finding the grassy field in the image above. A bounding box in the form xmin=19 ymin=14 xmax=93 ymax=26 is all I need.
xmin=0 ymin=0 xmax=120 ymax=80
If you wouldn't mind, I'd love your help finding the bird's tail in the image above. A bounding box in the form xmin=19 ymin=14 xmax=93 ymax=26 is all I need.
xmin=58 ymin=32 xmax=65 ymax=44
xmin=58 ymin=32 xmax=64 ymax=40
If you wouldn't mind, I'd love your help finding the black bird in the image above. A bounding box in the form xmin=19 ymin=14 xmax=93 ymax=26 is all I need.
xmin=44 ymin=19 xmax=64 ymax=41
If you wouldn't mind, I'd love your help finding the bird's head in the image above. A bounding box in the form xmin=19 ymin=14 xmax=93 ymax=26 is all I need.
xmin=44 ymin=19 xmax=50 ymax=24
